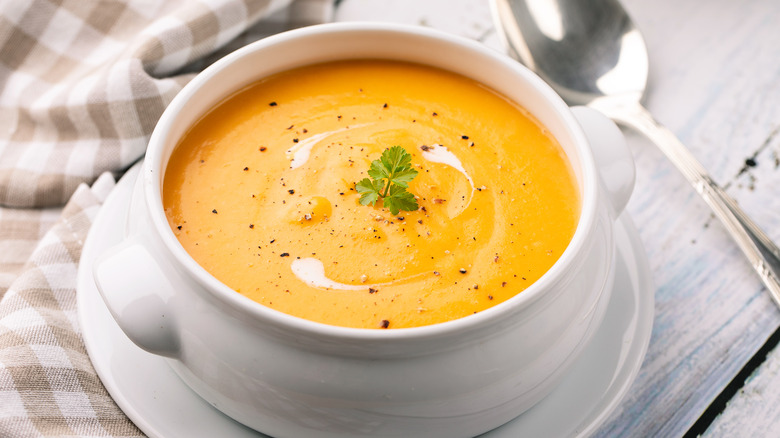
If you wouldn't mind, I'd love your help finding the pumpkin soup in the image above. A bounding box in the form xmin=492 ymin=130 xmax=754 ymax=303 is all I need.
xmin=162 ymin=60 xmax=579 ymax=329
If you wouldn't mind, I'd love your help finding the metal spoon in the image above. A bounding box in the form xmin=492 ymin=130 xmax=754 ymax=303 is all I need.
xmin=491 ymin=0 xmax=780 ymax=306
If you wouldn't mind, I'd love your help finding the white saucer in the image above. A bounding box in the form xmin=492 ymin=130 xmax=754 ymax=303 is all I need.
xmin=77 ymin=162 xmax=654 ymax=438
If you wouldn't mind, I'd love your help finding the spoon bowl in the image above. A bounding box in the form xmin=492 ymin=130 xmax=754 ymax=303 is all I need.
xmin=494 ymin=0 xmax=647 ymax=106
xmin=492 ymin=0 xmax=780 ymax=306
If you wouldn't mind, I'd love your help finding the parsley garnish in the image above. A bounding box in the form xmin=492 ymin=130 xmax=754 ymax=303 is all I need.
xmin=355 ymin=146 xmax=419 ymax=215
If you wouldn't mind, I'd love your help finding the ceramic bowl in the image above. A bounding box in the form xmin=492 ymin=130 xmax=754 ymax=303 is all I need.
xmin=93 ymin=22 xmax=634 ymax=438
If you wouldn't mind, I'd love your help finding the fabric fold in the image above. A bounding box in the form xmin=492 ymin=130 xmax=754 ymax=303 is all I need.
xmin=0 ymin=0 xmax=333 ymax=435
xmin=0 ymin=0 xmax=304 ymax=208
xmin=0 ymin=174 xmax=146 ymax=437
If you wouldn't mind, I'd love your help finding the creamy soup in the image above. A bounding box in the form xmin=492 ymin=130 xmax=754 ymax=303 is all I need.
xmin=163 ymin=60 xmax=580 ymax=329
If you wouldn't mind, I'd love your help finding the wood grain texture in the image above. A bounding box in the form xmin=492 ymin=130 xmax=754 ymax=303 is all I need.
xmin=334 ymin=0 xmax=780 ymax=436
xmin=704 ymin=338 xmax=780 ymax=437
xmin=598 ymin=0 xmax=780 ymax=436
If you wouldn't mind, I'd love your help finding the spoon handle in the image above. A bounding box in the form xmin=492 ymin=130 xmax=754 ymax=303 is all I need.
xmin=597 ymin=100 xmax=780 ymax=306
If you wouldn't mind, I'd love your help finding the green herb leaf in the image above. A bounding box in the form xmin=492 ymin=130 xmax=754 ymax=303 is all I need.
xmin=390 ymin=167 xmax=418 ymax=188
xmin=383 ymin=184 xmax=419 ymax=215
xmin=381 ymin=146 xmax=413 ymax=175
xmin=354 ymin=146 xmax=419 ymax=214
xmin=356 ymin=178 xmax=381 ymax=206
xmin=367 ymin=160 xmax=390 ymax=181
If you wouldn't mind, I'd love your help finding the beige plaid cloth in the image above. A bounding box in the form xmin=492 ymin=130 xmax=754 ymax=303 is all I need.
xmin=0 ymin=0 xmax=332 ymax=436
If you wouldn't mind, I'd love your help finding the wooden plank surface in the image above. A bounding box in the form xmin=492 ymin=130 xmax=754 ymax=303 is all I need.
xmin=596 ymin=0 xmax=780 ymax=436
xmin=335 ymin=0 xmax=780 ymax=436
xmin=704 ymin=334 xmax=780 ymax=437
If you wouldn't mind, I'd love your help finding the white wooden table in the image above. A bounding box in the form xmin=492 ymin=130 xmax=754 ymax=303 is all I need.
xmin=335 ymin=0 xmax=780 ymax=436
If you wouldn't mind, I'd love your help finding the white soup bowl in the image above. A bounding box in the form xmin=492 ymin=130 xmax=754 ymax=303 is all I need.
xmin=93 ymin=22 xmax=635 ymax=438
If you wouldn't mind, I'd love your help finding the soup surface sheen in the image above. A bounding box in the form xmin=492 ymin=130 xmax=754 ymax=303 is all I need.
xmin=163 ymin=60 xmax=579 ymax=329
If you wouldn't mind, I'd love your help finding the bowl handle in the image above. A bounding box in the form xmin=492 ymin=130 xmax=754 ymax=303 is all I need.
xmin=571 ymin=106 xmax=635 ymax=215
xmin=92 ymin=238 xmax=180 ymax=358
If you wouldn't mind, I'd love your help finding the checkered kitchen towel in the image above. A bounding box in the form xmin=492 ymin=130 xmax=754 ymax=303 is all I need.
xmin=0 ymin=1 xmax=332 ymax=436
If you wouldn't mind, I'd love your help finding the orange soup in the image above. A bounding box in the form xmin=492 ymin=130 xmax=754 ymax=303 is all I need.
xmin=163 ymin=60 xmax=580 ymax=329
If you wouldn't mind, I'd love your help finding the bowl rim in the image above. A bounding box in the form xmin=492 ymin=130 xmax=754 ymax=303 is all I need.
xmin=143 ymin=21 xmax=602 ymax=341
